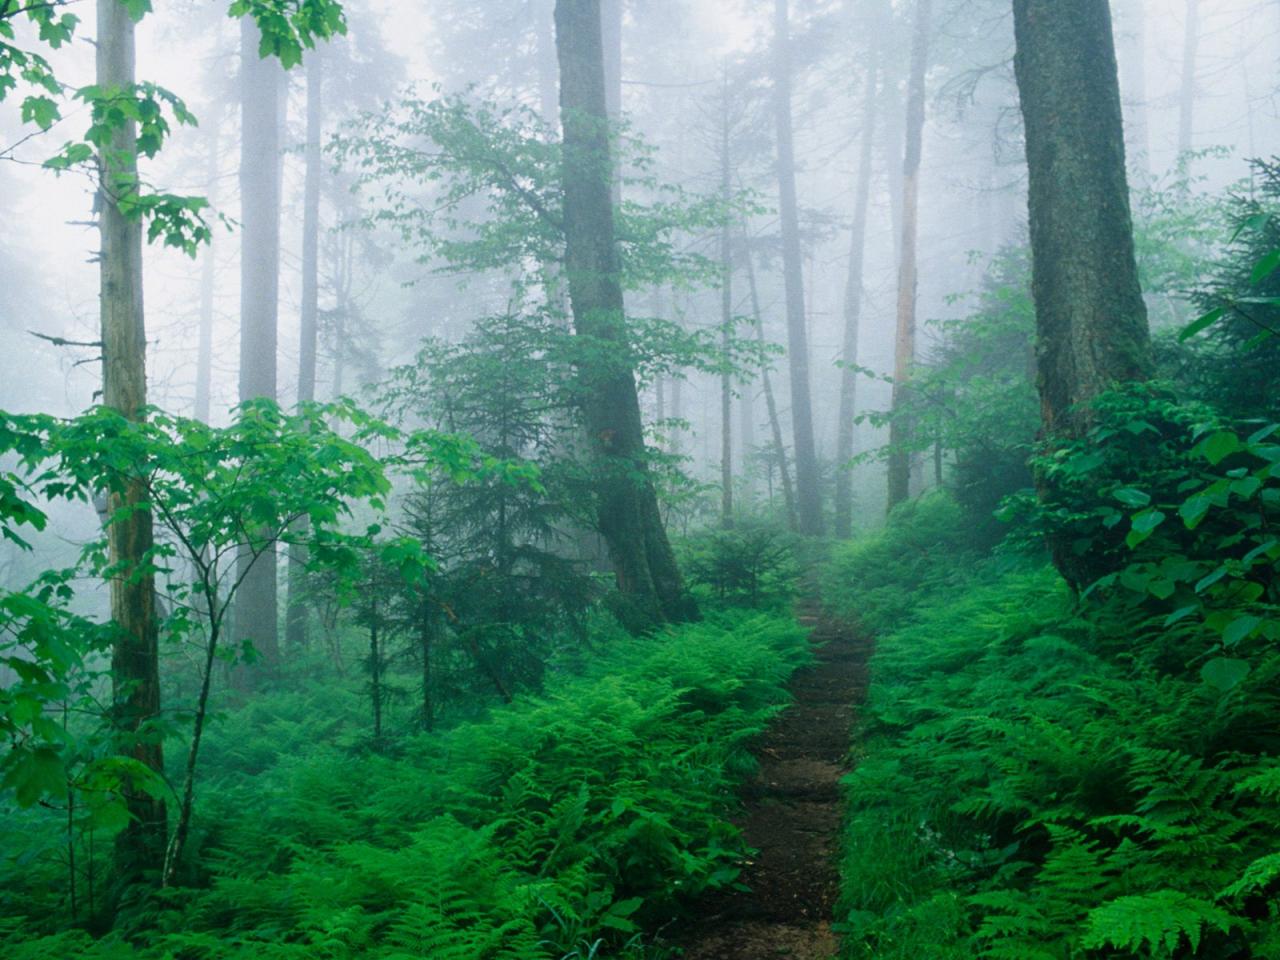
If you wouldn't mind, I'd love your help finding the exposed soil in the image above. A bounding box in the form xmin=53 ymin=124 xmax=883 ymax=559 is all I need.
xmin=671 ymin=602 xmax=872 ymax=959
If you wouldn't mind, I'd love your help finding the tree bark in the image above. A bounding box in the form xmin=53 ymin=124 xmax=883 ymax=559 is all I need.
xmin=886 ymin=0 xmax=932 ymax=513
xmin=96 ymin=0 xmax=166 ymax=888
xmin=236 ymin=15 xmax=282 ymax=668
xmin=554 ymin=0 xmax=695 ymax=629
xmin=1013 ymin=0 xmax=1151 ymax=442
xmin=772 ymin=0 xmax=822 ymax=535
xmin=834 ymin=22 xmax=882 ymax=539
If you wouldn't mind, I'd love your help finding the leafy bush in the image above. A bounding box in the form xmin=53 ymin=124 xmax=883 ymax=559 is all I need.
xmin=678 ymin=521 xmax=799 ymax=608
xmin=834 ymin=509 xmax=1280 ymax=959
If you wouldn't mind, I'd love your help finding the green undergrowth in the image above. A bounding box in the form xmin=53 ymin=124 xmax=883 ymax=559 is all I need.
xmin=830 ymin=495 xmax=1280 ymax=959
xmin=1 ymin=610 xmax=808 ymax=959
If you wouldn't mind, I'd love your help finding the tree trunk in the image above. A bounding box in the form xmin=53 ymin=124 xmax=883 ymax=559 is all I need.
xmin=1178 ymin=0 xmax=1199 ymax=157
xmin=285 ymin=49 xmax=323 ymax=652
xmin=1013 ymin=0 xmax=1151 ymax=443
xmin=236 ymin=15 xmax=282 ymax=668
xmin=745 ymin=247 xmax=797 ymax=531
xmin=719 ymin=77 xmax=734 ymax=531
xmin=554 ymin=0 xmax=695 ymax=629
xmin=195 ymin=106 xmax=220 ymax=424
xmin=834 ymin=24 xmax=882 ymax=539
xmin=97 ymin=0 xmax=166 ymax=888
xmin=886 ymin=0 xmax=932 ymax=513
xmin=772 ymin=0 xmax=822 ymax=535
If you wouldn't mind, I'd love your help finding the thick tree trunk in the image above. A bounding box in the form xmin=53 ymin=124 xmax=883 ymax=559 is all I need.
xmin=96 ymin=0 xmax=166 ymax=888
xmin=772 ymin=0 xmax=822 ymax=535
xmin=285 ymin=50 xmax=323 ymax=652
xmin=236 ymin=15 xmax=282 ymax=668
xmin=834 ymin=31 xmax=881 ymax=539
xmin=745 ymin=247 xmax=797 ymax=531
xmin=1013 ymin=0 xmax=1151 ymax=442
xmin=886 ymin=0 xmax=932 ymax=513
xmin=554 ymin=0 xmax=695 ymax=629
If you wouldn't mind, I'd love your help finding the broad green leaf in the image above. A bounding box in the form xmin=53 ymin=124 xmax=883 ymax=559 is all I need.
xmin=1201 ymin=657 xmax=1250 ymax=692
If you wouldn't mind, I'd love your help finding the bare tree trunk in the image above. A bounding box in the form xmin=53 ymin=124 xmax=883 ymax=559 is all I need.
xmin=745 ymin=247 xmax=797 ymax=531
xmin=97 ymin=0 xmax=166 ymax=888
xmin=772 ymin=0 xmax=822 ymax=535
xmin=1178 ymin=0 xmax=1199 ymax=157
xmin=719 ymin=74 xmax=734 ymax=530
xmin=1013 ymin=0 xmax=1151 ymax=582
xmin=195 ymin=107 xmax=220 ymax=424
xmin=554 ymin=0 xmax=695 ymax=628
xmin=285 ymin=49 xmax=323 ymax=652
xmin=886 ymin=0 xmax=932 ymax=513
xmin=834 ymin=22 xmax=882 ymax=538
xmin=236 ymin=15 xmax=282 ymax=668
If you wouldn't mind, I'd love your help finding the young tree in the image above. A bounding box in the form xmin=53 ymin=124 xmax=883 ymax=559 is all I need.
xmin=95 ymin=0 xmax=166 ymax=887
xmin=554 ymin=0 xmax=695 ymax=627
xmin=1012 ymin=0 xmax=1151 ymax=443
xmin=886 ymin=0 xmax=932 ymax=513
xmin=771 ymin=0 xmax=822 ymax=535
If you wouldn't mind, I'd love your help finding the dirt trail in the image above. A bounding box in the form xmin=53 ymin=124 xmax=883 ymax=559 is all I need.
xmin=674 ymin=601 xmax=871 ymax=959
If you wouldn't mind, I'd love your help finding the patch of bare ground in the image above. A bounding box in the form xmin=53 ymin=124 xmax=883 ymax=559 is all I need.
xmin=669 ymin=602 xmax=871 ymax=959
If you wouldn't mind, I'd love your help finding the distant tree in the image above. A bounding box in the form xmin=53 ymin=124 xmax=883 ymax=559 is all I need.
xmin=886 ymin=0 xmax=932 ymax=513
xmin=771 ymin=0 xmax=822 ymax=536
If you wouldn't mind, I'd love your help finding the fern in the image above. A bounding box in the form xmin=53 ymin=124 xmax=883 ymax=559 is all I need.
xmin=1082 ymin=890 xmax=1234 ymax=957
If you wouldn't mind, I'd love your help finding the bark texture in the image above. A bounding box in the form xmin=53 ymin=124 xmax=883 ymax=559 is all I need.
xmin=1013 ymin=0 xmax=1151 ymax=440
xmin=772 ymin=0 xmax=822 ymax=536
xmin=96 ymin=0 xmax=166 ymax=886
xmin=554 ymin=0 xmax=695 ymax=629
xmin=236 ymin=15 xmax=282 ymax=666
xmin=886 ymin=0 xmax=931 ymax=513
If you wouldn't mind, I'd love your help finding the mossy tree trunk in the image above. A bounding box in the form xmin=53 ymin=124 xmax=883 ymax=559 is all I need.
xmin=554 ymin=0 xmax=695 ymax=629
xmin=1013 ymin=0 xmax=1151 ymax=442
xmin=96 ymin=0 xmax=166 ymax=889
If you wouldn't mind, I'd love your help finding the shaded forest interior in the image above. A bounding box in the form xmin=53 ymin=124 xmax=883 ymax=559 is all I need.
xmin=3 ymin=0 xmax=1280 ymax=958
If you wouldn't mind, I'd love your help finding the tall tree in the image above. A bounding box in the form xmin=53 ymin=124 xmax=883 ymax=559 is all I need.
xmin=235 ymin=16 xmax=283 ymax=666
xmin=745 ymin=244 xmax=797 ymax=531
xmin=194 ymin=106 xmax=219 ymax=424
xmin=1012 ymin=0 xmax=1150 ymax=441
xmin=1178 ymin=0 xmax=1200 ymax=157
xmin=284 ymin=48 xmax=324 ymax=651
xmin=718 ymin=68 xmax=735 ymax=530
xmin=554 ymin=0 xmax=695 ymax=627
xmin=771 ymin=0 xmax=822 ymax=535
xmin=833 ymin=9 xmax=884 ymax=538
xmin=96 ymin=0 xmax=166 ymax=886
xmin=886 ymin=0 xmax=932 ymax=512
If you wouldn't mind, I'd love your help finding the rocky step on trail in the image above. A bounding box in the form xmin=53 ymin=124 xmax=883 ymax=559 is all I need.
xmin=674 ymin=605 xmax=872 ymax=959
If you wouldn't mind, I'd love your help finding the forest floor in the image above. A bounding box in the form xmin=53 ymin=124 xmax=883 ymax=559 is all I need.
xmin=672 ymin=600 xmax=871 ymax=959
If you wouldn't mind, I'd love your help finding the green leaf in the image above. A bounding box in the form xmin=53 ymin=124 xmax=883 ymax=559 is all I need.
xmin=1125 ymin=509 xmax=1166 ymax=548
xmin=1201 ymin=657 xmax=1250 ymax=692
xmin=1112 ymin=487 xmax=1151 ymax=508
xmin=1198 ymin=431 xmax=1240 ymax=466
xmin=1221 ymin=616 xmax=1261 ymax=648
xmin=1251 ymin=248 xmax=1280 ymax=285
xmin=1178 ymin=307 xmax=1224 ymax=341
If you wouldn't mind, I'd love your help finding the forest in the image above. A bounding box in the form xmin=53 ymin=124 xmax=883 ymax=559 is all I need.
xmin=1 ymin=0 xmax=1278 ymax=957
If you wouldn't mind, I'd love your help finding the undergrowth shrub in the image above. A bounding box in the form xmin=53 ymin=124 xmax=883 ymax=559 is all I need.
xmin=835 ymin=504 xmax=1280 ymax=959
xmin=2 ymin=611 xmax=808 ymax=959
